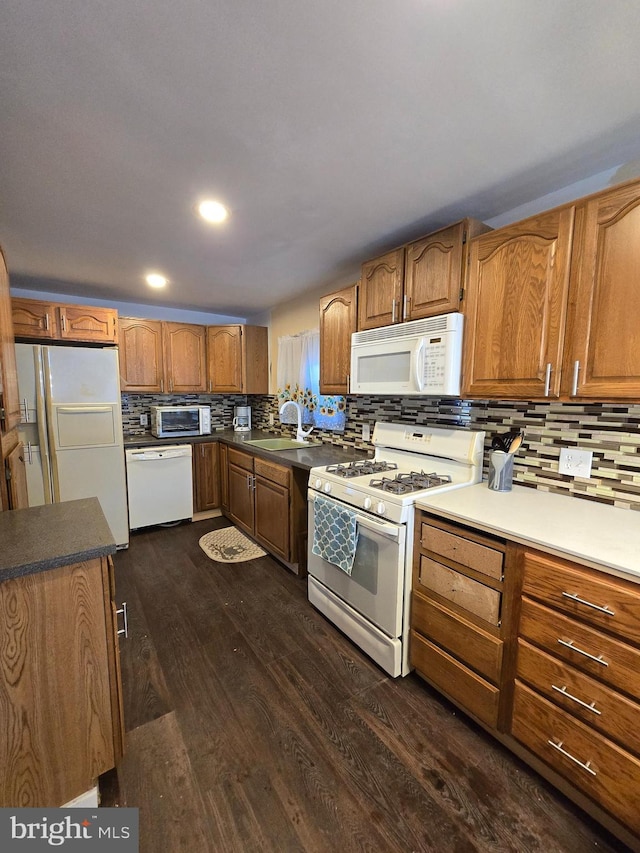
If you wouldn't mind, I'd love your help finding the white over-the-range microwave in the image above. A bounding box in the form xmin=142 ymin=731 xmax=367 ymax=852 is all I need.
xmin=350 ymin=313 xmax=463 ymax=396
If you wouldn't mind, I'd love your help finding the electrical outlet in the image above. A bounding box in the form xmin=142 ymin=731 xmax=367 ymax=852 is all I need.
xmin=269 ymin=413 xmax=275 ymax=426
xmin=362 ymin=423 xmax=370 ymax=441
xmin=140 ymin=413 xmax=149 ymax=427
xmin=558 ymin=447 xmax=593 ymax=478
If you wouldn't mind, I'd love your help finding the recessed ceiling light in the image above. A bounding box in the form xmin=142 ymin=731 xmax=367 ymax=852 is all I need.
xmin=198 ymin=199 xmax=229 ymax=224
xmin=146 ymin=272 xmax=168 ymax=288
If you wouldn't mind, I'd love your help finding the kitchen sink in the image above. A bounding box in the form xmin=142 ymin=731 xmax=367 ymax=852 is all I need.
xmin=242 ymin=438 xmax=321 ymax=451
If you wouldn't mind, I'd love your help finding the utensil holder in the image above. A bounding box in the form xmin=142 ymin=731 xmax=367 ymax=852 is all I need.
xmin=488 ymin=451 xmax=514 ymax=492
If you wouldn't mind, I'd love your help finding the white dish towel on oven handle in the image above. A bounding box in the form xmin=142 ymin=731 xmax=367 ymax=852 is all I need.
xmin=311 ymin=495 xmax=359 ymax=575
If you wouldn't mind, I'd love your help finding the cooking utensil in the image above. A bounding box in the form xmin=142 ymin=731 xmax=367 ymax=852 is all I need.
xmin=507 ymin=432 xmax=523 ymax=454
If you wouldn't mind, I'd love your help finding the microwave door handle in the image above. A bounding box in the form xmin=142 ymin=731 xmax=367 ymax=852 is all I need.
xmin=413 ymin=339 xmax=426 ymax=392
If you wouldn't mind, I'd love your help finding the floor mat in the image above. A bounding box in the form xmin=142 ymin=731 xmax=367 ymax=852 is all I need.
xmin=198 ymin=526 xmax=267 ymax=563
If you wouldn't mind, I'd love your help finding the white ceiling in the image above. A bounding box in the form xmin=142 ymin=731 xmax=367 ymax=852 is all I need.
xmin=3 ymin=0 xmax=640 ymax=317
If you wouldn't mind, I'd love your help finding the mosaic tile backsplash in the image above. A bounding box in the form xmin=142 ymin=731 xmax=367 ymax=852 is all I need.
xmin=122 ymin=393 xmax=640 ymax=512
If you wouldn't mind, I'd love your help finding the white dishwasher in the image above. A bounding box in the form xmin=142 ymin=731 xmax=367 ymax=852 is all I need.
xmin=125 ymin=444 xmax=193 ymax=530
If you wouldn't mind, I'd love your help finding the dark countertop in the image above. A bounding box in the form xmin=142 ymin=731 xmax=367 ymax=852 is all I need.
xmin=0 ymin=497 xmax=116 ymax=582
xmin=124 ymin=429 xmax=372 ymax=472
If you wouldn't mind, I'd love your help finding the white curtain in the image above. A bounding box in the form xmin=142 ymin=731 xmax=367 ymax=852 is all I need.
xmin=276 ymin=330 xmax=345 ymax=431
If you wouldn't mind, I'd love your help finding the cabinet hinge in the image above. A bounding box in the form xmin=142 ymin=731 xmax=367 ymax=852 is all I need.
xmin=459 ymin=287 xmax=464 ymax=302
xmin=5 ymin=463 xmax=11 ymax=482
xmin=462 ymin=230 xmax=467 ymax=245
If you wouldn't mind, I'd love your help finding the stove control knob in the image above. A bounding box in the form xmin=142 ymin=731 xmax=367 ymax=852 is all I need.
xmin=314 ymin=478 xmax=323 ymax=490
xmin=363 ymin=497 xmax=372 ymax=510
xmin=376 ymin=501 xmax=386 ymax=515
xmin=323 ymin=482 xmax=332 ymax=494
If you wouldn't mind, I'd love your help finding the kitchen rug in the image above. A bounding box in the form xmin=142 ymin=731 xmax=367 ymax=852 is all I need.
xmin=198 ymin=527 xmax=267 ymax=563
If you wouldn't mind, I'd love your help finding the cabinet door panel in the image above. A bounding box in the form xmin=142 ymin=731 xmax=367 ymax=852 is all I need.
xmin=5 ymin=439 xmax=29 ymax=510
xmin=207 ymin=325 xmax=242 ymax=392
xmin=163 ymin=323 xmax=207 ymax=392
xmin=462 ymin=207 xmax=574 ymax=399
xmin=565 ymin=184 xmax=640 ymax=398
xmin=58 ymin=305 xmax=118 ymax=344
xmin=228 ymin=462 xmax=254 ymax=535
xmin=118 ymin=318 xmax=164 ymax=392
xmin=255 ymin=476 xmax=290 ymax=561
xmin=319 ymin=284 xmax=357 ymax=394
xmin=193 ymin=441 xmax=220 ymax=512
xmin=405 ymin=223 xmax=464 ymax=318
xmin=11 ymin=297 xmax=57 ymax=340
xmin=358 ymin=248 xmax=405 ymax=330
xmin=1 ymin=253 xmax=21 ymax=433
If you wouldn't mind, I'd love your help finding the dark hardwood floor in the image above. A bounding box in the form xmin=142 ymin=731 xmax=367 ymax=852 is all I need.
xmin=101 ymin=517 xmax=629 ymax=852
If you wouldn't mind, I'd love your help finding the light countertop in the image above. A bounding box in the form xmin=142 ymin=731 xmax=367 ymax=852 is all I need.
xmin=415 ymin=483 xmax=640 ymax=582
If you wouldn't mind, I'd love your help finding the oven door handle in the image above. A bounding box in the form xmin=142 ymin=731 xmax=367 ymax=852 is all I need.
xmin=309 ymin=492 xmax=400 ymax=541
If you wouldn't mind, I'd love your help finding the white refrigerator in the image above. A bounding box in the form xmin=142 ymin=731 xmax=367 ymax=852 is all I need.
xmin=15 ymin=344 xmax=129 ymax=547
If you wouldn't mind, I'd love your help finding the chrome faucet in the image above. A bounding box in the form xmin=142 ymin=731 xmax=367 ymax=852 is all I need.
xmin=279 ymin=400 xmax=314 ymax=443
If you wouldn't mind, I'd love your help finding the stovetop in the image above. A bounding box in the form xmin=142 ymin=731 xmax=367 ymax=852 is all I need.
xmin=308 ymin=421 xmax=486 ymax=524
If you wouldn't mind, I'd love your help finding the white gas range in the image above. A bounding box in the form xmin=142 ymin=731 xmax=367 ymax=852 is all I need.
xmin=307 ymin=421 xmax=485 ymax=677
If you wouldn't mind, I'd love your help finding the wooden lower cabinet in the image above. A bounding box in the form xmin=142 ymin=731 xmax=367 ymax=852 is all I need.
xmin=254 ymin=457 xmax=290 ymax=561
xmin=219 ymin=442 xmax=229 ymax=511
xmin=223 ymin=443 xmax=307 ymax=574
xmin=192 ymin=440 xmax=220 ymax=513
xmin=512 ymin=682 xmax=640 ymax=835
xmin=411 ymin=513 xmax=640 ymax=849
xmin=0 ymin=555 xmax=124 ymax=806
xmin=410 ymin=511 xmax=517 ymax=732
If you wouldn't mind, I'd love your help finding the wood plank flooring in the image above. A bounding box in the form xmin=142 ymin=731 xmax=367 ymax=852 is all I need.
xmin=101 ymin=517 xmax=629 ymax=852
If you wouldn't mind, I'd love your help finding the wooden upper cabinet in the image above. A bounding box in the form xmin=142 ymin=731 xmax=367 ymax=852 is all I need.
xmin=11 ymin=297 xmax=57 ymax=339
xmin=206 ymin=325 xmax=268 ymax=394
xmin=462 ymin=206 xmax=575 ymax=400
xmin=358 ymin=219 xmax=490 ymax=331
xmin=118 ymin=317 xmax=164 ymax=392
xmin=58 ymin=304 xmax=118 ymax=344
xmin=563 ymin=181 xmax=640 ymax=399
xmin=405 ymin=219 xmax=491 ymax=319
xmin=12 ymin=297 xmax=117 ymax=344
xmin=0 ymin=250 xmax=21 ymax=435
xmin=319 ymin=283 xmax=357 ymax=395
xmin=358 ymin=248 xmax=405 ymax=330
xmin=162 ymin=322 xmax=207 ymax=393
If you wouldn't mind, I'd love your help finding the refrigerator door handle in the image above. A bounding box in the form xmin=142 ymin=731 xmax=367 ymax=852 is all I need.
xmin=36 ymin=346 xmax=54 ymax=504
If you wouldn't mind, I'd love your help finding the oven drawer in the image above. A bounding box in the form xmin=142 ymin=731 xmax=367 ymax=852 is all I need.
xmin=522 ymin=550 xmax=640 ymax=644
xmin=419 ymin=520 xmax=504 ymax=581
xmin=512 ymin=681 xmax=640 ymax=834
xmin=411 ymin=591 xmax=503 ymax=683
xmin=520 ymin=597 xmax=640 ymax=699
xmin=517 ymin=639 xmax=640 ymax=756
xmin=410 ymin=631 xmax=500 ymax=728
xmin=416 ymin=555 xmax=501 ymax=626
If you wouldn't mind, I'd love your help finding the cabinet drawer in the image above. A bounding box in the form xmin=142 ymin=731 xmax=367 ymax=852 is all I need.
xmin=412 ymin=591 xmax=503 ymax=683
xmin=228 ymin=447 xmax=254 ymax=472
xmin=420 ymin=521 xmax=504 ymax=581
xmin=517 ymin=639 xmax=640 ymax=756
xmin=520 ymin=597 xmax=640 ymax=700
xmin=410 ymin=631 xmax=500 ymax=728
xmin=416 ymin=555 xmax=501 ymax=625
xmin=254 ymin=457 xmax=290 ymax=487
xmin=512 ymin=681 xmax=640 ymax=834
xmin=523 ymin=550 xmax=640 ymax=644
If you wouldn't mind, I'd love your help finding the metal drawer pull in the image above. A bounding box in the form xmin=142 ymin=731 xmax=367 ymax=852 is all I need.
xmin=116 ymin=602 xmax=129 ymax=639
xmin=547 ymin=739 xmax=596 ymax=776
xmin=557 ymin=638 xmax=608 ymax=666
xmin=551 ymin=684 xmax=601 ymax=715
xmin=561 ymin=591 xmax=614 ymax=616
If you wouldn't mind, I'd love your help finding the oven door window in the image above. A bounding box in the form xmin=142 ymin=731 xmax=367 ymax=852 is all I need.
xmin=161 ymin=410 xmax=198 ymax=432
xmin=308 ymin=499 xmax=406 ymax=638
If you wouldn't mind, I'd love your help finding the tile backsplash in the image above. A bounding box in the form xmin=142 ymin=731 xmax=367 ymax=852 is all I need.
xmin=122 ymin=393 xmax=640 ymax=512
